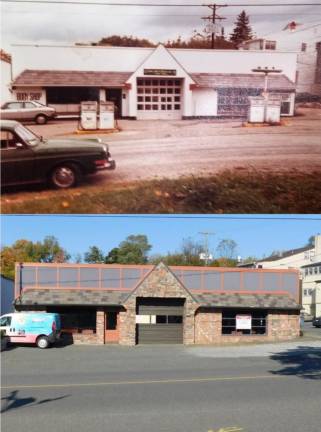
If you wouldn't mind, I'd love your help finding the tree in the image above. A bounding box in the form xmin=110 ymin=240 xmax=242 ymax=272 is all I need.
xmin=0 ymin=236 xmax=70 ymax=280
xmin=105 ymin=235 xmax=152 ymax=264
xmin=230 ymin=10 xmax=253 ymax=46
xmin=307 ymin=235 xmax=316 ymax=247
xmin=93 ymin=35 xmax=155 ymax=47
xmin=84 ymin=246 xmax=105 ymax=263
xmin=165 ymin=31 xmax=235 ymax=50
xmin=216 ymin=239 xmax=238 ymax=260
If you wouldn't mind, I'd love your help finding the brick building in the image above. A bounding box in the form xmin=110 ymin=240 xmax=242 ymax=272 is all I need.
xmin=14 ymin=262 xmax=301 ymax=345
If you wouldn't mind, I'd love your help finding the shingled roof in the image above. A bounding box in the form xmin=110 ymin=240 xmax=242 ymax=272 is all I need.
xmin=190 ymin=73 xmax=296 ymax=90
xmin=15 ymin=289 xmax=300 ymax=310
xmin=15 ymin=289 xmax=129 ymax=307
xmin=12 ymin=70 xmax=132 ymax=87
xmin=194 ymin=292 xmax=301 ymax=310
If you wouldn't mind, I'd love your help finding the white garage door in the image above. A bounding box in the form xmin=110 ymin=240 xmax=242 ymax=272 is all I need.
xmin=136 ymin=78 xmax=182 ymax=120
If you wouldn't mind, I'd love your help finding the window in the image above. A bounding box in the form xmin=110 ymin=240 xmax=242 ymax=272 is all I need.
xmin=222 ymin=310 xmax=267 ymax=335
xmin=304 ymin=289 xmax=308 ymax=296
xmin=5 ymin=102 xmax=24 ymax=109
xmin=301 ymin=43 xmax=307 ymax=52
xmin=46 ymin=87 xmax=99 ymax=104
xmin=156 ymin=315 xmax=167 ymax=324
xmin=106 ymin=312 xmax=117 ymax=330
xmin=265 ymin=40 xmax=276 ymax=50
xmin=1 ymin=130 xmax=21 ymax=149
xmin=308 ymin=289 xmax=313 ymax=295
xmin=24 ymin=102 xmax=36 ymax=108
xmin=47 ymin=307 xmax=96 ymax=332
xmin=0 ymin=316 xmax=11 ymax=326
xmin=168 ymin=315 xmax=183 ymax=324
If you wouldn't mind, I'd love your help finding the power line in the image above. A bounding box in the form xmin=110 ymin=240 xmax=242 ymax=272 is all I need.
xmin=2 ymin=1 xmax=321 ymax=6
xmin=5 ymin=215 xmax=321 ymax=220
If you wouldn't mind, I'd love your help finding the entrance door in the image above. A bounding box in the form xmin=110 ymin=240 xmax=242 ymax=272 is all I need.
xmin=104 ymin=311 xmax=119 ymax=343
xmin=105 ymin=88 xmax=122 ymax=118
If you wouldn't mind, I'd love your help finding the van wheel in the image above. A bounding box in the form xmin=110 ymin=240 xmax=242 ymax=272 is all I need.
xmin=37 ymin=336 xmax=49 ymax=349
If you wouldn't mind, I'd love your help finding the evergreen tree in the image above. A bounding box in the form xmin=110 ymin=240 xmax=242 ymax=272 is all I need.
xmin=230 ymin=10 xmax=253 ymax=46
xmin=84 ymin=246 xmax=105 ymax=263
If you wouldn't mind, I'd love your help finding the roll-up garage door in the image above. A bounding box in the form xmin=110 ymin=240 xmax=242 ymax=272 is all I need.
xmin=136 ymin=299 xmax=184 ymax=344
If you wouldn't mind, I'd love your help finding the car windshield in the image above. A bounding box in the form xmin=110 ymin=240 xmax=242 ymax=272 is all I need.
xmin=15 ymin=124 xmax=40 ymax=146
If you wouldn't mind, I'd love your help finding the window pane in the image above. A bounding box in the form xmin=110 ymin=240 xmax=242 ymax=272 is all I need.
xmin=156 ymin=315 xmax=167 ymax=324
xmin=168 ymin=315 xmax=182 ymax=324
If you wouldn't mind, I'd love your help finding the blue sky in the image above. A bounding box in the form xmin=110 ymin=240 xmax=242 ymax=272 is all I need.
xmin=1 ymin=215 xmax=320 ymax=261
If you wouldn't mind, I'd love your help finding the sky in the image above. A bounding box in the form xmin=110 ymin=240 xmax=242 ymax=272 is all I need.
xmin=1 ymin=0 xmax=321 ymax=51
xmin=1 ymin=215 xmax=320 ymax=261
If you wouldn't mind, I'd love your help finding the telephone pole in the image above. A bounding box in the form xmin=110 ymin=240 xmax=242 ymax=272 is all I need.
xmin=198 ymin=231 xmax=215 ymax=266
xmin=202 ymin=4 xmax=226 ymax=49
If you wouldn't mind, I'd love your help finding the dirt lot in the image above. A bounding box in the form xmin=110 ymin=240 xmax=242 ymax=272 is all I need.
xmin=25 ymin=107 xmax=321 ymax=184
xmin=2 ymin=108 xmax=321 ymax=213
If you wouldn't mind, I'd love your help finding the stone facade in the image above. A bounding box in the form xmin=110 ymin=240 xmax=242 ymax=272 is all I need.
xmin=72 ymin=309 xmax=105 ymax=345
xmin=119 ymin=262 xmax=199 ymax=346
xmin=194 ymin=309 xmax=300 ymax=345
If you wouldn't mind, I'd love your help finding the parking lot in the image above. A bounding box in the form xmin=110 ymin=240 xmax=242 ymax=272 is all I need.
xmin=1 ymin=340 xmax=321 ymax=432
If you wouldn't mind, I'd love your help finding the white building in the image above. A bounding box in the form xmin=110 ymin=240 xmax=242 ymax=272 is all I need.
xmin=239 ymin=234 xmax=321 ymax=317
xmin=240 ymin=22 xmax=321 ymax=96
xmin=0 ymin=50 xmax=12 ymax=104
xmin=9 ymin=43 xmax=297 ymax=119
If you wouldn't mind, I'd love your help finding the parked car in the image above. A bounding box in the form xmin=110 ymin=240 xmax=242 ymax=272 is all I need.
xmin=312 ymin=316 xmax=321 ymax=328
xmin=1 ymin=120 xmax=116 ymax=189
xmin=0 ymin=312 xmax=61 ymax=348
xmin=1 ymin=100 xmax=56 ymax=124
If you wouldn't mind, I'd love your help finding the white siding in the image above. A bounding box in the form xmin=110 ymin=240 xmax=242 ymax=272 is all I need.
xmin=192 ymin=89 xmax=217 ymax=116
xmin=1 ymin=59 xmax=12 ymax=104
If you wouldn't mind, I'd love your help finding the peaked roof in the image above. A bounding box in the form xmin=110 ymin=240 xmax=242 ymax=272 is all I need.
xmin=123 ymin=261 xmax=197 ymax=304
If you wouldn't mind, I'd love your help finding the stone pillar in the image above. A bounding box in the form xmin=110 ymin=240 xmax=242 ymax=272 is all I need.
xmin=195 ymin=309 xmax=222 ymax=344
xmin=119 ymin=306 xmax=136 ymax=346
xmin=96 ymin=308 xmax=105 ymax=345
xmin=184 ymin=302 xmax=198 ymax=345
xmin=268 ymin=311 xmax=300 ymax=340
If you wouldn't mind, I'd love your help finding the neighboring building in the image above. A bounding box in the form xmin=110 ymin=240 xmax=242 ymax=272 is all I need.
xmin=301 ymin=262 xmax=321 ymax=317
xmin=239 ymin=234 xmax=321 ymax=316
xmin=14 ymin=262 xmax=300 ymax=345
xmin=9 ymin=43 xmax=297 ymax=118
xmin=0 ymin=49 xmax=12 ymax=104
xmin=240 ymin=22 xmax=321 ymax=96
xmin=1 ymin=275 xmax=14 ymax=315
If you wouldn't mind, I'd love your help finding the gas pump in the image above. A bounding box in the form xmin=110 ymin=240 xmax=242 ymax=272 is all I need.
xmin=80 ymin=101 xmax=98 ymax=130
xmin=99 ymin=101 xmax=115 ymax=129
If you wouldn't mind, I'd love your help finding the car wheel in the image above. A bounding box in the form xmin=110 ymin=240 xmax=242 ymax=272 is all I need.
xmin=37 ymin=336 xmax=49 ymax=349
xmin=50 ymin=163 xmax=81 ymax=189
xmin=35 ymin=114 xmax=48 ymax=125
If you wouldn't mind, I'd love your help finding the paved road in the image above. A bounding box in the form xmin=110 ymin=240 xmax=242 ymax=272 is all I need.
xmin=2 ymin=341 xmax=321 ymax=432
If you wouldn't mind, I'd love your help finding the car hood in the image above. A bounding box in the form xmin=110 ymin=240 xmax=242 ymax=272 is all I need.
xmin=34 ymin=137 xmax=109 ymax=153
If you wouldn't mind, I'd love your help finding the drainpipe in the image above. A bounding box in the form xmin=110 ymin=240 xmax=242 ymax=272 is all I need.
xmin=19 ymin=263 xmax=23 ymax=296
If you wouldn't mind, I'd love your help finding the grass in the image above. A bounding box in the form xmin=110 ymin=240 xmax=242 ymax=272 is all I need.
xmin=2 ymin=170 xmax=321 ymax=214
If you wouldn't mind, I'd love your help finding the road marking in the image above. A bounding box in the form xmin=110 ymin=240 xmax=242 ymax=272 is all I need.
xmin=1 ymin=374 xmax=286 ymax=390
xmin=208 ymin=428 xmax=244 ymax=432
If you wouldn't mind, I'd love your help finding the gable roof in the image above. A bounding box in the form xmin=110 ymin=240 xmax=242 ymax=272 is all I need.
xmin=259 ymin=245 xmax=312 ymax=263
xmin=12 ymin=70 xmax=132 ymax=87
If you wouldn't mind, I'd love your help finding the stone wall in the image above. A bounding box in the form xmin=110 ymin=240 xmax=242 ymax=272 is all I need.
xmin=119 ymin=263 xmax=199 ymax=345
xmin=194 ymin=309 xmax=300 ymax=345
xmin=70 ymin=309 xmax=105 ymax=345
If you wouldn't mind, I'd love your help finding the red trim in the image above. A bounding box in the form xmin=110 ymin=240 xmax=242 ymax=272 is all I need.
xmin=190 ymin=289 xmax=291 ymax=296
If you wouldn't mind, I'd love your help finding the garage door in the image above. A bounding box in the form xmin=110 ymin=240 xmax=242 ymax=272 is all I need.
xmin=136 ymin=299 xmax=184 ymax=344
xmin=136 ymin=78 xmax=182 ymax=120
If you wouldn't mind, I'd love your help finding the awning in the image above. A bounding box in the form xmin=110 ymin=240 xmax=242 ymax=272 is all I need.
xmin=190 ymin=73 xmax=296 ymax=91
xmin=12 ymin=69 xmax=132 ymax=87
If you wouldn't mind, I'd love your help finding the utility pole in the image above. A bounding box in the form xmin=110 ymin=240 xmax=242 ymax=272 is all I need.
xmin=202 ymin=4 xmax=226 ymax=49
xmin=198 ymin=231 xmax=215 ymax=266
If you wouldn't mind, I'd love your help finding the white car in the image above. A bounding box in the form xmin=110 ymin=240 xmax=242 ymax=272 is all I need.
xmin=0 ymin=101 xmax=56 ymax=124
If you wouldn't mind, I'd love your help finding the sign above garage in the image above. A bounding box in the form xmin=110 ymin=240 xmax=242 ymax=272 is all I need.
xmin=144 ymin=68 xmax=177 ymax=76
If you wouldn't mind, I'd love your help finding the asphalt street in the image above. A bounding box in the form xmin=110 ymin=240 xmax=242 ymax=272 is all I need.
xmin=1 ymin=340 xmax=321 ymax=432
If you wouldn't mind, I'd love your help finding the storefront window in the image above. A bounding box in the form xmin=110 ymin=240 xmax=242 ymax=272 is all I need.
xmin=46 ymin=87 xmax=99 ymax=104
xmin=222 ymin=309 xmax=267 ymax=335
